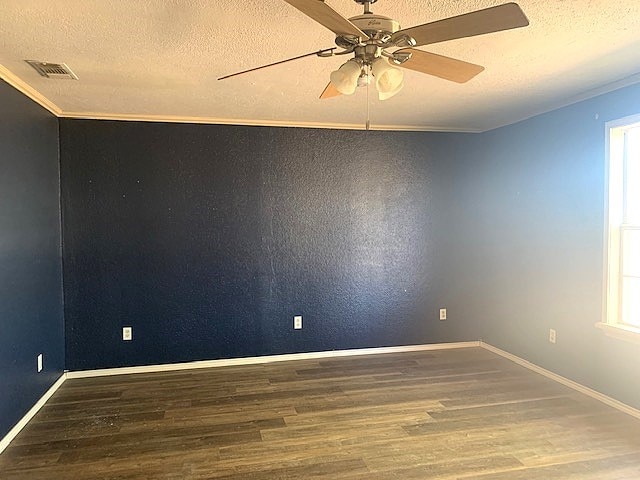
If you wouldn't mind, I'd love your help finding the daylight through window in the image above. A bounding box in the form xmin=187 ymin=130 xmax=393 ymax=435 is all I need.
xmin=603 ymin=117 xmax=640 ymax=336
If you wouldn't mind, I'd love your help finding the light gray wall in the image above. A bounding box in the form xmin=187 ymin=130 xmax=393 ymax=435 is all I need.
xmin=446 ymin=83 xmax=640 ymax=409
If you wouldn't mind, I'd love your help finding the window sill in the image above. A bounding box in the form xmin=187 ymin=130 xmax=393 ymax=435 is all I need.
xmin=595 ymin=322 xmax=640 ymax=345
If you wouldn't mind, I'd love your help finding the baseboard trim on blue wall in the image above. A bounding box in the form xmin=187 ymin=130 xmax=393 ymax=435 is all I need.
xmin=480 ymin=341 xmax=640 ymax=420
xmin=66 ymin=342 xmax=481 ymax=379
xmin=0 ymin=373 xmax=67 ymax=455
xmin=3 ymin=341 xmax=640 ymax=456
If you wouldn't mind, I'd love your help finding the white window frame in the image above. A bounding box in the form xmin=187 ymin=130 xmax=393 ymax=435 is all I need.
xmin=598 ymin=113 xmax=640 ymax=344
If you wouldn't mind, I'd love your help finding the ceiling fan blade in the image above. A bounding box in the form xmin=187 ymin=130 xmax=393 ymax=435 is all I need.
xmin=396 ymin=48 xmax=484 ymax=83
xmin=319 ymin=82 xmax=342 ymax=99
xmin=283 ymin=0 xmax=366 ymax=39
xmin=218 ymin=48 xmax=335 ymax=80
xmin=392 ymin=3 xmax=529 ymax=47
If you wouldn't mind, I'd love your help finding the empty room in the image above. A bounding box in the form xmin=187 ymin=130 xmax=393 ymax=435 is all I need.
xmin=1 ymin=0 xmax=640 ymax=478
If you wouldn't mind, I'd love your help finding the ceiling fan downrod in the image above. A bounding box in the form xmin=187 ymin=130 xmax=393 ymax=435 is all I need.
xmin=354 ymin=0 xmax=377 ymax=15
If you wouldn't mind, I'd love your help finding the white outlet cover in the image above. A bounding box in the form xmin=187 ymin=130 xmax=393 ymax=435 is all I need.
xmin=37 ymin=354 xmax=43 ymax=372
xmin=123 ymin=326 xmax=133 ymax=341
xmin=294 ymin=316 xmax=302 ymax=330
xmin=439 ymin=308 xmax=447 ymax=320
xmin=549 ymin=329 xmax=557 ymax=344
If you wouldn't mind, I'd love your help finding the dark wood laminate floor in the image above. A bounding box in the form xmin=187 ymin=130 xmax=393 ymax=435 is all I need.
xmin=2 ymin=347 xmax=640 ymax=479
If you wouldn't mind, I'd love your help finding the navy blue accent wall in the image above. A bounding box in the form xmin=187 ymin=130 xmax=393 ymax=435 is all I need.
xmin=58 ymin=84 xmax=640 ymax=410
xmin=449 ymin=83 xmax=640 ymax=409
xmin=60 ymin=121 xmax=462 ymax=370
xmin=0 ymin=81 xmax=64 ymax=439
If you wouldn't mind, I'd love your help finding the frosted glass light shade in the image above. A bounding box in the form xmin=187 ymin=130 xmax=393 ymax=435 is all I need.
xmin=378 ymin=81 xmax=403 ymax=100
xmin=371 ymin=57 xmax=404 ymax=95
xmin=330 ymin=60 xmax=362 ymax=95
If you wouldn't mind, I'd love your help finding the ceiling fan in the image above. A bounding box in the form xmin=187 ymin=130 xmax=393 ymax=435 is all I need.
xmin=219 ymin=0 xmax=529 ymax=101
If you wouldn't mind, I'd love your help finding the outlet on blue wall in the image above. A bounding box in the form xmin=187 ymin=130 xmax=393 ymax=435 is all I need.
xmin=0 ymin=80 xmax=64 ymax=440
xmin=60 ymin=122 xmax=464 ymax=370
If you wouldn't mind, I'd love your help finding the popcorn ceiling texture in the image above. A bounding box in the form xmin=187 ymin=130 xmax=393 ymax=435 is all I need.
xmin=1 ymin=0 xmax=640 ymax=131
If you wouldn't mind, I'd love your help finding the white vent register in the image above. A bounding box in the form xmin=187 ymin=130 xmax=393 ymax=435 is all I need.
xmin=25 ymin=60 xmax=78 ymax=79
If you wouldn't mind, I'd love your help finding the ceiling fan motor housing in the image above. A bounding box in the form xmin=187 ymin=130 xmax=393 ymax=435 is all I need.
xmin=349 ymin=14 xmax=400 ymax=37
xmin=335 ymin=14 xmax=401 ymax=49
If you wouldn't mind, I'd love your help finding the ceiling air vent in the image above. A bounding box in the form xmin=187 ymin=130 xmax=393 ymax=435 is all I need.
xmin=25 ymin=60 xmax=78 ymax=79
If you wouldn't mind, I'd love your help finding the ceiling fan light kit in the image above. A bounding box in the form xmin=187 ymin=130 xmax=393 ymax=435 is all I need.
xmin=370 ymin=57 xmax=403 ymax=100
xmin=330 ymin=58 xmax=362 ymax=94
xmin=219 ymin=0 xmax=529 ymax=115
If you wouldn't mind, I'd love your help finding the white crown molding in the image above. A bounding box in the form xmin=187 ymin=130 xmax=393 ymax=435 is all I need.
xmin=59 ymin=111 xmax=482 ymax=133
xmin=59 ymin=67 xmax=640 ymax=131
xmin=480 ymin=341 xmax=640 ymax=420
xmin=486 ymin=71 xmax=640 ymax=132
xmin=66 ymin=342 xmax=481 ymax=379
xmin=0 ymin=64 xmax=62 ymax=116
xmin=4 ymin=61 xmax=639 ymax=133
xmin=0 ymin=64 xmax=478 ymax=132
xmin=0 ymin=373 xmax=66 ymax=455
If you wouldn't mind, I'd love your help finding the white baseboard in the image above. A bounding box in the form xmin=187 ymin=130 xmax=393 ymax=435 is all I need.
xmin=4 ymin=341 xmax=639 ymax=456
xmin=66 ymin=342 xmax=481 ymax=379
xmin=0 ymin=373 xmax=67 ymax=455
xmin=0 ymin=342 xmax=476 ymax=453
xmin=480 ymin=341 xmax=640 ymax=420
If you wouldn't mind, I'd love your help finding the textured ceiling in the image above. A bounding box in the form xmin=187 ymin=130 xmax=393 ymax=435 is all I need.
xmin=1 ymin=0 xmax=640 ymax=131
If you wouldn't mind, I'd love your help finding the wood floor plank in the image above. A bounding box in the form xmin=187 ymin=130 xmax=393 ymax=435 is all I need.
xmin=1 ymin=347 xmax=640 ymax=479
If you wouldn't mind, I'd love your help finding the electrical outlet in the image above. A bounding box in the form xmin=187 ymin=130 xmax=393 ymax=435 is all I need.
xmin=549 ymin=328 xmax=556 ymax=344
xmin=294 ymin=316 xmax=303 ymax=330
xmin=439 ymin=308 xmax=447 ymax=321
xmin=37 ymin=354 xmax=43 ymax=373
xmin=122 ymin=326 xmax=133 ymax=341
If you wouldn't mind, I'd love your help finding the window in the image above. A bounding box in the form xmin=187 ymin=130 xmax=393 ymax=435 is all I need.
xmin=600 ymin=115 xmax=640 ymax=342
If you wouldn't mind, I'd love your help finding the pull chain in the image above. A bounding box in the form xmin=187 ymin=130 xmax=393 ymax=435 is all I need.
xmin=366 ymin=66 xmax=371 ymax=131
